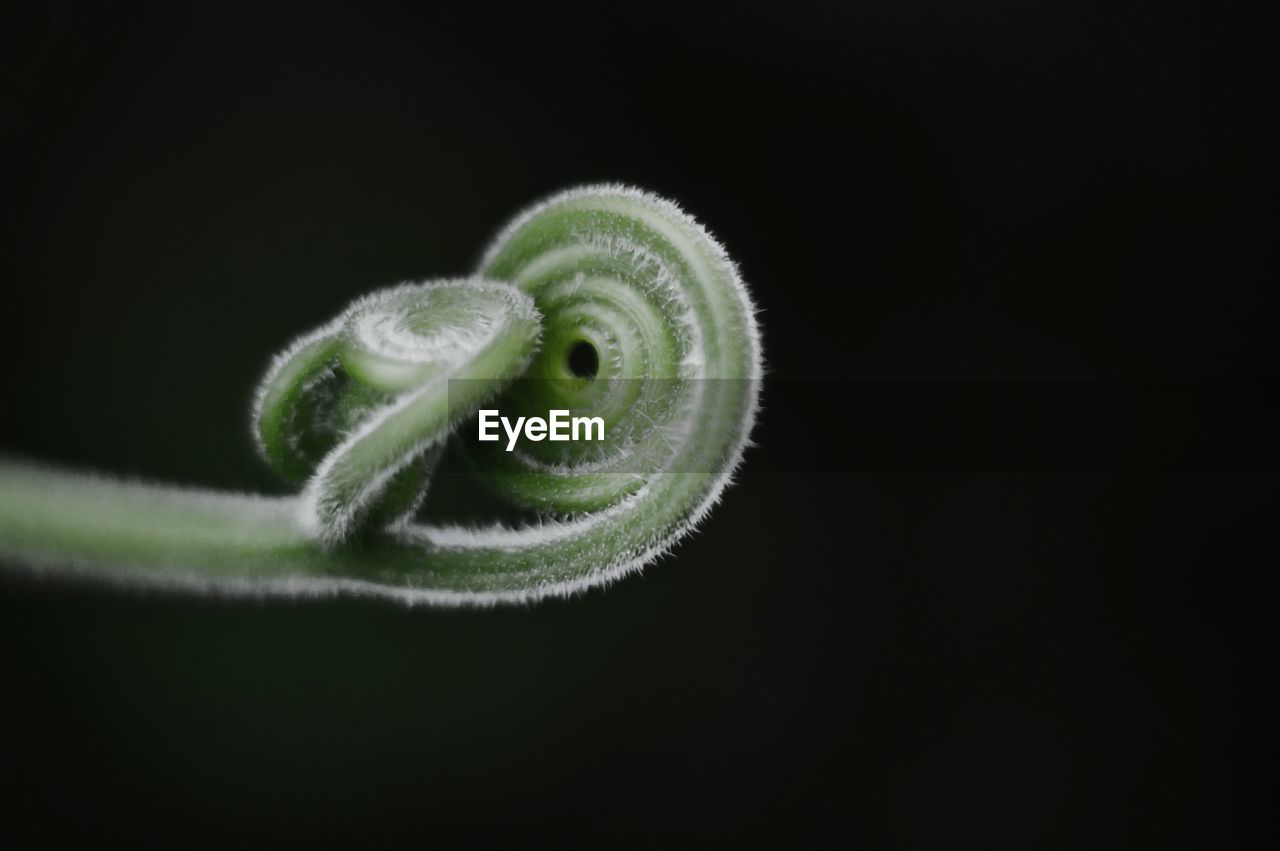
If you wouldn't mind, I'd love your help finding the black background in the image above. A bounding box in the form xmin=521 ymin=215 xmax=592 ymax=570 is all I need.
xmin=1 ymin=1 xmax=1274 ymax=844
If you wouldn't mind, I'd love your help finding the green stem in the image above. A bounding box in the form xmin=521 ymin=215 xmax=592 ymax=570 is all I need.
xmin=0 ymin=186 xmax=762 ymax=605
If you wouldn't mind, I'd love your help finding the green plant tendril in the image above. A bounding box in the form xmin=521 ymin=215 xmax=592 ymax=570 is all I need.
xmin=0 ymin=186 xmax=762 ymax=605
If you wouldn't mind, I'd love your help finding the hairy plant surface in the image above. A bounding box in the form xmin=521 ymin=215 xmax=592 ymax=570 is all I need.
xmin=0 ymin=186 xmax=763 ymax=605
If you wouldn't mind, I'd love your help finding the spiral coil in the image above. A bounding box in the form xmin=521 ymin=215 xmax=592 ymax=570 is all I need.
xmin=0 ymin=185 xmax=762 ymax=605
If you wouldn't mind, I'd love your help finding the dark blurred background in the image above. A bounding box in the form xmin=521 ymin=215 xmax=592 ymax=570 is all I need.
xmin=0 ymin=0 xmax=1274 ymax=844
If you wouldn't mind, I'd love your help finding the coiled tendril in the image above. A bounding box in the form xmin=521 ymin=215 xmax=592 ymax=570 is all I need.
xmin=0 ymin=186 xmax=762 ymax=605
